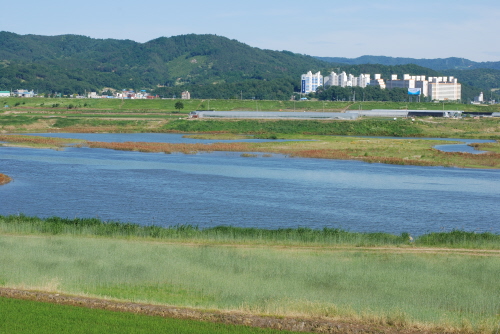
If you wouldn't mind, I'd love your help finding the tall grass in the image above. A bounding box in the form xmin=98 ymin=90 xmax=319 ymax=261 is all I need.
xmin=83 ymin=136 xmax=500 ymax=169
xmin=0 ymin=134 xmax=83 ymax=148
xmin=0 ymin=232 xmax=498 ymax=332
xmin=1 ymin=215 xmax=499 ymax=249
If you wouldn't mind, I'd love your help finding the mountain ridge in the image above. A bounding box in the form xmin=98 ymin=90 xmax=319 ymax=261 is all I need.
xmin=315 ymin=55 xmax=500 ymax=71
xmin=0 ymin=31 xmax=497 ymax=101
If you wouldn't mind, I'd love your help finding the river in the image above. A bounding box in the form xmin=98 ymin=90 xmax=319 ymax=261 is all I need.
xmin=1 ymin=133 xmax=499 ymax=235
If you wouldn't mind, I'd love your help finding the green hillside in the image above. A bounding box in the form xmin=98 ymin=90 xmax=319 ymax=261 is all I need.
xmin=0 ymin=32 xmax=328 ymax=97
xmin=0 ymin=32 xmax=495 ymax=101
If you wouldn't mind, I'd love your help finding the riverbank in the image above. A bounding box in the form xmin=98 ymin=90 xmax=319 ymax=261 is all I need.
xmin=1 ymin=215 xmax=499 ymax=249
xmin=0 ymin=224 xmax=498 ymax=333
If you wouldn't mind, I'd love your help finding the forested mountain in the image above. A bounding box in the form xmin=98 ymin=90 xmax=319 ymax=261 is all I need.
xmin=316 ymin=55 xmax=500 ymax=71
xmin=0 ymin=32 xmax=328 ymax=98
xmin=0 ymin=31 xmax=493 ymax=101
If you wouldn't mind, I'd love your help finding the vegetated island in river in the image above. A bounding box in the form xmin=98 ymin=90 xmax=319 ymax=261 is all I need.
xmin=1 ymin=132 xmax=500 ymax=169
xmin=0 ymin=173 xmax=12 ymax=185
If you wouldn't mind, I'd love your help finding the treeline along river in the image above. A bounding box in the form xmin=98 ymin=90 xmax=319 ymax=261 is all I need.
xmin=1 ymin=134 xmax=499 ymax=235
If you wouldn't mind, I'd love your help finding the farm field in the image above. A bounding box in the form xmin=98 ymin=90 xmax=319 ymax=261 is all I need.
xmin=0 ymin=295 xmax=298 ymax=334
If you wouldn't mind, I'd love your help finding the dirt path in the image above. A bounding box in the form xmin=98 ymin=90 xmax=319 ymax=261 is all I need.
xmin=0 ymin=287 xmax=459 ymax=334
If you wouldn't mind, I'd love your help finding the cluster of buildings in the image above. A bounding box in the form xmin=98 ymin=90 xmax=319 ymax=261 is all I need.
xmin=301 ymin=71 xmax=462 ymax=101
xmin=0 ymin=90 xmax=37 ymax=98
xmin=0 ymin=90 xmax=192 ymax=100
xmin=87 ymin=90 xmax=156 ymax=99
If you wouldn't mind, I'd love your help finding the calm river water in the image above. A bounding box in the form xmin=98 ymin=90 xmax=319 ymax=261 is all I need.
xmin=1 ymin=133 xmax=499 ymax=235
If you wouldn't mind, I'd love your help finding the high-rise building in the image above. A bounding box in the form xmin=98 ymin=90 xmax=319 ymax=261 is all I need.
xmin=370 ymin=74 xmax=386 ymax=89
xmin=301 ymin=71 xmax=323 ymax=93
xmin=303 ymin=71 xmax=460 ymax=100
xmin=323 ymin=72 xmax=371 ymax=88
xmin=427 ymin=77 xmax=461 ymax=101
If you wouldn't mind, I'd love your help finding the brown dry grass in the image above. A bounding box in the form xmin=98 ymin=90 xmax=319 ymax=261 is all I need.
xmin=84 ymin=138 xmax=500 ymax=169
xmin=0 ymin=134 xmax=81 ymax=148
xmin=0 ymin=173 xmax=12 ymax=185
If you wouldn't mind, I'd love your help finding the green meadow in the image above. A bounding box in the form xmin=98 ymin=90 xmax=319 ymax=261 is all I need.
xmin=3 ymin=97 xmax=500 ymax=113
xmin=0 ymin=297 xmax=296 ymax=334
xmin=0 ymin=216 xmax=499 ymax=333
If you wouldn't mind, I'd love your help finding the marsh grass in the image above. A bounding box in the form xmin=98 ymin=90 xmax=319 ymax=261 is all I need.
xmin=470 ymin=141 xmax=500 ymax=153
xmin=84 ymin=135 xmax=500 ymax=169
xmin=0 ymin=231 xmax=498 ymax=333
xmin=1 ymin=215 xmax=499 ymax=249
xmin=2 ymin=131 xmax=499 ymax=168
xmin=0 ymin=173 xmax=12 ymax=185
xmin=0 ymin=134 xmax=84 ymax=148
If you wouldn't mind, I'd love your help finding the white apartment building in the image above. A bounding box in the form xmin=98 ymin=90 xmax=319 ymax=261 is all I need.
xmin=427 ymin=76 xmax=461 ymax=101
xmin=302 ymin=72 xmax=461 ymax=100
xmin=370 ymin=74 xmax=386 ymax=89
xmin=474 ymin=92 xmax=484 ymax=103
xmin=301 ymin=71 xmax=323 ymax=93
xmin=323 ymin=72 xmax=371 ymax=88
xmin=386 ymin=74 xmax=428 ymax=96
xmin=358 ymin=74 xmax=371 ymax=88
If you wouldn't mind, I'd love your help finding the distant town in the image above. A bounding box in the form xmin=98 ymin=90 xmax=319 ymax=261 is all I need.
xmin=0 ymin=90 xmax=192 ymax=100
xmin=301 ymin=71 xmax=465 ymax=102
xmin=0 ymin=73 xmax=492 ymax=104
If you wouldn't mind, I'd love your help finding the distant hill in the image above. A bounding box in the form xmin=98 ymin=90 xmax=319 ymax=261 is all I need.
xmin=0 ymin=31 xmax=329 ymax=98
xmin=0 ymin=32 xmax=495 ymax=100
xmin=316 ymin=55 xmax=500 ymax=71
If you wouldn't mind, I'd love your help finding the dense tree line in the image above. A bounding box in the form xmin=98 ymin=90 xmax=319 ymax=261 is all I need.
xmin=153 ymin=78 xmax=298 ymax=100
xmin=314 ymin=85 xmax=409 ymax=102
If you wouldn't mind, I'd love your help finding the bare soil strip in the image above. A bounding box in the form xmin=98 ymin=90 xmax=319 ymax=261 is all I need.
xmin=0 ymin=287 xmax=461 ymax=334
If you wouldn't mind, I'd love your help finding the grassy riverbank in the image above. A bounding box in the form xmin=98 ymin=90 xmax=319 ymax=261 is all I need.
xmin=2 ymin=111 xmax=500 ymax=140
xmin=1 ymin=215 xmax=499 ymax=249
xmin=0 ymin=217 xmax=499 ymax=333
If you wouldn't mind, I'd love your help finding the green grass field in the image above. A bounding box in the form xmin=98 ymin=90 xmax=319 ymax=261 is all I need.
xmin=3 ymin=97 xmax=500 ymax=113
xmin=0 ymin=297 xmax=297 ymax=334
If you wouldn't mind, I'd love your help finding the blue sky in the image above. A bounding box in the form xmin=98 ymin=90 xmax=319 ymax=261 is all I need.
xmin=2 ymin=0 xmax=499 ymax=62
